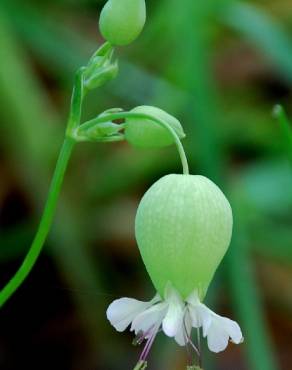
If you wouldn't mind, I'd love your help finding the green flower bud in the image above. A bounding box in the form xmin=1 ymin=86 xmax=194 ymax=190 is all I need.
xmin=135 ymin=174 xmax=233 ymax=300
xmin=83 ymin=43 xmax=118 ymax=90
xmin=124 ymin=106 xmax=185 ymax=148
xmin=99 ymin=0 xmax=146 ymax=46
xmin=83 ymin=121 xmax=122 ymax=141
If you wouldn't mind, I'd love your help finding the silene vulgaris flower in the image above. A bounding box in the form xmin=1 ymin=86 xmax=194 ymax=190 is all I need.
xmin=106 ymin=174 xmax=243 ymax=366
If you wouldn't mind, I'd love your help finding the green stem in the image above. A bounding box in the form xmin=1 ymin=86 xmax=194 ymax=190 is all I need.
xmin=77 ymin=112 xmax=190 ymax=175
xmin=0 ymin=41 xmax=114 ymax=307
xmin=0 ymin=137 xmax=75 ymax=307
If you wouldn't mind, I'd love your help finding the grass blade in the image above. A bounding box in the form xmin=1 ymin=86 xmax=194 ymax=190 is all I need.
xmin=273 ymin=105 xmax=292 ymax=164
xmin=223 ymin=2 xmax=292 ymax=83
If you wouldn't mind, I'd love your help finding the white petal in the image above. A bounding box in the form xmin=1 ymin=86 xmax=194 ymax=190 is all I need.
xmin=164 ymin=282 xmax=181 ymax=301
xmin=131 ymin=302 xmax=168 ymax=335
xmin=186 ymin=289 xmax=243 ymax=353
xmin=186 ymin=290 xmax=201 ymax=306
xmin=186 ymin=290 xmax=212 ymax=331
xmin=106 ymin=294 xmax=160 ymax=332
xmin=174 ymin=309 xmax=192 ymax=346
xmin=204 ymin=311 xmax=243 ymax=353
xmin=188 ymin=302 xmax=212 ymax=333
xmin=162 ymin=284 xmax=184 ymax=337
xmin=214 ymin=315 xmax=243 ymax=344
xmin=207 ymin=320 xmax=230 ymax=353
xmin=162 ymin=301 xmax=184 ymax=337
xmin=199 ymin=306 xmax=213 ymax=336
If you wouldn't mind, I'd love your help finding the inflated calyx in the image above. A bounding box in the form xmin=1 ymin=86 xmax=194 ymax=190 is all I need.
xmin=124 ymin=106 xmax=185 ymax=148
xmin=135 ymin=174 xmax=233 ymax=300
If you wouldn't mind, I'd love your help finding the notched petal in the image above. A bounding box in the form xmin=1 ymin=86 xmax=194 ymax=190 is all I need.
xmin=217 ymin=316 xmax=243 ymax=344
xmin=204 ymin=312 xmax=243 ymax=353
xmin=106 ymin=297 xmax=153 ymax=332
xmin=186 ymin=290 xmax=243 ymax=353
xmin=207 ymin=322 xmax=230 ymax=353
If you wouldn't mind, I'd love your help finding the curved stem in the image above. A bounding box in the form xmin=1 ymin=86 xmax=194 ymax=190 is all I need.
xmin=0 ymin=42 xmax=118 ymax=307
xmin=0 ymin=137 xmax=75 ymax=307
xmin=77 ymin=112 xmax=190 ymax=175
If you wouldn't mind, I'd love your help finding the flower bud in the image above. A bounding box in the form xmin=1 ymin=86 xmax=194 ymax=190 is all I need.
xmin=135 ymin=174 xmax=233 ymax=300
xmin=124 ymin=106 xmax=185 ymax=148
xmin=99 ymin=0 xmax=146 ymax=46
xmin=83 ymin=43 xmax=118 ymax=90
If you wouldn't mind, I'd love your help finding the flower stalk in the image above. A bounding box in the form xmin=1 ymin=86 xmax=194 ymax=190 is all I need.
xmin=75 ymin=111 xmax=189 ymax=175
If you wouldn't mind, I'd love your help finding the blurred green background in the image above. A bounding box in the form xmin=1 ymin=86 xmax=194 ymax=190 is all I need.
xmin=0 ymin=0 xmax=291 ymax=369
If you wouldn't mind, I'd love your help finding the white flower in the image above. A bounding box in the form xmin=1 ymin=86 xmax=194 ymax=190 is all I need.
xmin=106 ymin=284 xmax=243 ymax=362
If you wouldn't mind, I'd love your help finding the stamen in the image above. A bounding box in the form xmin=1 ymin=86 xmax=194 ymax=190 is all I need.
xmin=197 ymin=328 xmax=202 ymax=368
xmin=183 ymin=316 xmax=200 ymax=358
xmin=132 ymin=331 xmax=145 ymax=346
xmin=133 ymin=326 xmax=155 ymax=346
xmin=183 ymin=324 xmax=192 ymax=365
xmin=188 ymin=337 xmax=201 ymax=358
xmin=183 ymin=314 xmax=203 ymax=368
xmin=139 ymin=323 xmax=160 ymax=362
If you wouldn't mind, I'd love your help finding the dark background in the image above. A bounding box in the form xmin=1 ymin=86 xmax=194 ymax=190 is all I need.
xmin=0 ymin=0 xmax=291 ymax=369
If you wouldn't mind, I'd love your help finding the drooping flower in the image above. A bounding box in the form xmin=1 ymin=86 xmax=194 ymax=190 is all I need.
xmin=107 ymin=284 xmax=243 ymax=359
xmin=106 ymin=174 xmax=243 ymax=364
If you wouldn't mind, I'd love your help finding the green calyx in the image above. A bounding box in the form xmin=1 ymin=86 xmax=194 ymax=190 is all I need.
xmin=83 ymin=43 xmax=118 ymax=91
xmin=135 ymin=174 xmax=233 ymax=300
xmin=99 ymin=0 xmax=146 ymax=46
xmin=124 ymin=106 xmax=185 ymax=148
